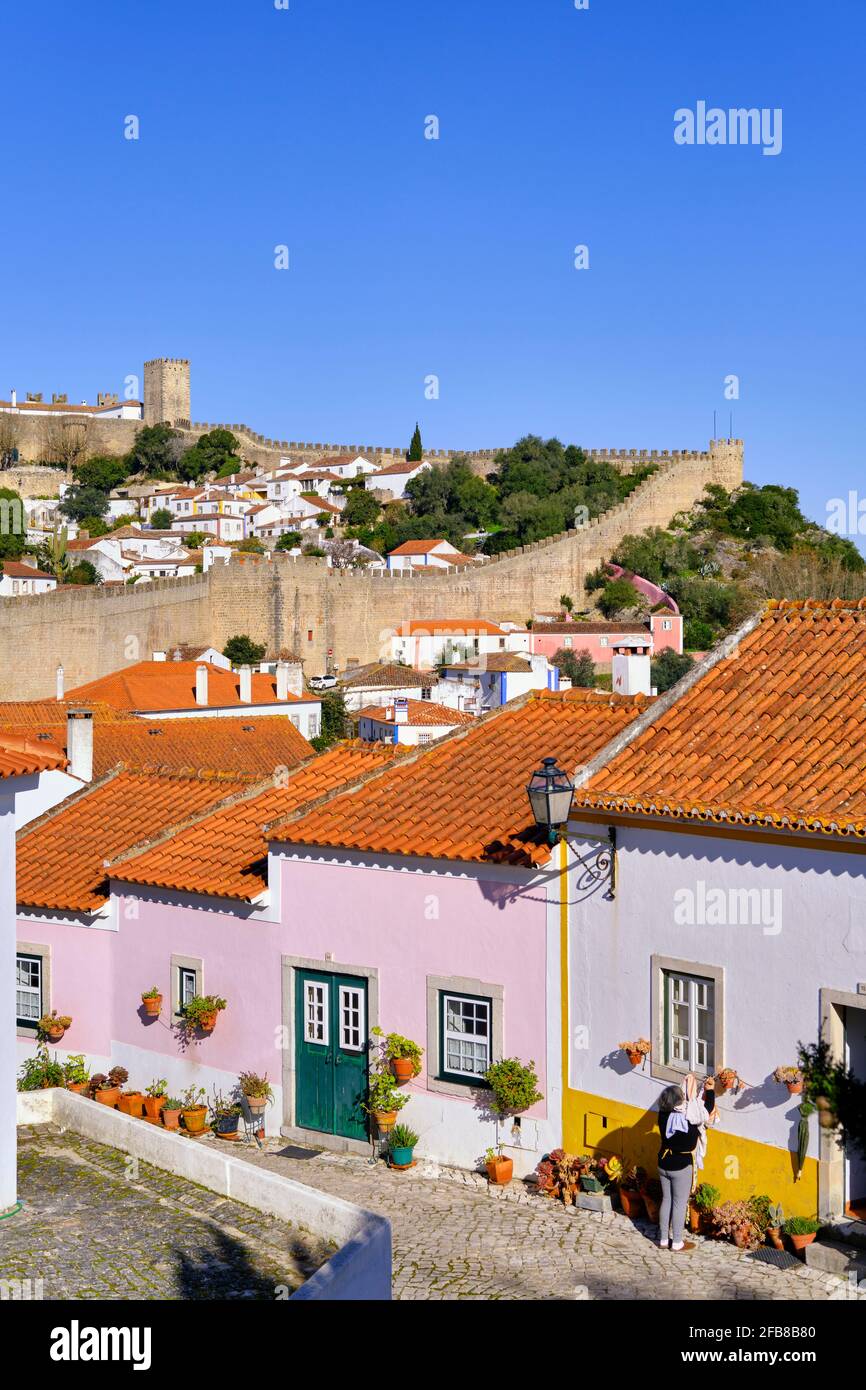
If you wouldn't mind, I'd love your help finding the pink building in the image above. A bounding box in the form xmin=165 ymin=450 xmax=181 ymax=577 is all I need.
xmin=15 ymin=692 xmax=648 ymax=1174
xmin=529 ymin=610 xmax=683 ymax=668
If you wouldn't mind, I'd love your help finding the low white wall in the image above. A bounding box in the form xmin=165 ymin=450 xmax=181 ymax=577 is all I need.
xmin=17 ymin=1090 xmax=391 ymax=1300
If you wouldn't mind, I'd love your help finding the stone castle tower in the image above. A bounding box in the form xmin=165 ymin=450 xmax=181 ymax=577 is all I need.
xmin=143 ymin=358 xmax=190 ymax=426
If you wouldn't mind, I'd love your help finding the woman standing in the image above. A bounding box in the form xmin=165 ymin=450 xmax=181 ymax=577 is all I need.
xmin=656 ymin=1074 xmax=715 ymax=1251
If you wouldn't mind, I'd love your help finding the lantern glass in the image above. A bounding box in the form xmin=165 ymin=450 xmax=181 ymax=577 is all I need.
xmin=526 ymin=756 xmax=575 ymax=830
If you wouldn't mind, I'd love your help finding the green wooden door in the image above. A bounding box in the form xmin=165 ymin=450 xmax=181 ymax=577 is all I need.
xmin=295 ymin=970 xmax=368 ymax=1140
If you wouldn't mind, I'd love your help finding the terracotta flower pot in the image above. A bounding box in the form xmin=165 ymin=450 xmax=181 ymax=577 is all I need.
xmin=642 ymin=1194 xmax=661 ymax=1223
xmin=67 ymin=1082 xmax=88 ymax=1095
xmin=182 ymin=1105 xmax=208 ymax=1133
xmin=732 ymin=1226 xmax=752 ymax=1249
xmin=625 ymin=1049 xmax=644 ymax=1068
xmin=144 ymin=1095 xmax=167 ymax=1121
xmin=162 ymin=1108 xmax=181 ymax=1130
xmin=118 ymin=1092 xmax=144 ymax=1117
xmin=372 ymin=1109 xmax=397 ymax=1133
xmin=785 ymin=1080 xmax=803 ymax=1095
xmin=788 ymin=1231 xmax=817 ymax=1252
xmin=142 ymin=995 xmax=162 ymax=1017
xmin=390 ymin=1057 xmax=414 ymax=1084
xmin=486 ymin=1156 xmax=514 ymax=1185
xmin=245 ymin=1096 xmax=268 ymax=1115
xmin=95 ymin=1086 xmax=121 ymax=1107
xmin=198 ymin=1011 xmax=217 ymax=1033
xmin=767 ymin=1227 xmax=784 ymax=1251
xmin=619 ymin=1188 xmax=645 ymax=1219
xmin=45 ymin=1026 xmax=66 ymax=1042
xmin=688 ymin=1205 xmax=702 ymax=1234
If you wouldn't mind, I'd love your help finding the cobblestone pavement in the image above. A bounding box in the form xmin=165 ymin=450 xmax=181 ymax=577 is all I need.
xmin=205 ymin=1136 xmax=866 ymax=1302
xmin=1 ymin=1125 xmax=333 ymax=1300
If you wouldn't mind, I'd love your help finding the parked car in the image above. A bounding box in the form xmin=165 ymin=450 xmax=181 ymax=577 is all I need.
xmin=309 ymin=674 xmax=337 ymax=690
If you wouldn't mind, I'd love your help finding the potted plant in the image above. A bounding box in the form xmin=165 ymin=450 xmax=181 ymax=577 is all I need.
xmin=618 ymin=1038 xmax=651 ymax=1069
xmin=63 ymin=1053 xmax=89 ymax=1094
xmin=773 ymin=1065 xmax=803 ymax=1095
xmin=535 ymin=1150 xmax=580 ymax=1204
xmin=143 ymin=1078 xmax=168 ymax=1121
xmin=141 ymin=986 xmax=163 ymax=1018
xmin=576 ymin=1155 xmax=605 ymax=1193
xmin=766 ymin=1202 xmax=785 ymax=1251
xmin=237 ymin=1070 xmax=273 ymax=1119
xmin=162 ymin=1097 xmax=183 ymax=1131
xmin=181 ymin=994 xmax=227 ymax=1035
xmin=714 ymin=1067 xmax=739 ymax=1095
xmin=389 ymin=1122 xmax=420 ymax=1169
xmin=640 ymin=1176 xmax=663 ymax=1224
xmin=37 ymin=1010 xmax=72 ymax=1043
xmin=690 ymin=1182 xmax=721 ymax=1234
xmin=372 ymin=1027 xmax=423 ymax=1083
xmin=483 ymin=1056 xmax=543 ymax=1115
xmin=180 ymin=1085 xmax=208 ymax=1133
xmin=210 ymin=1090 xmax=242 ymax=1139
xmin=484 ymin=1144 xmax=514 ymax=1185
xmin=709 ymin=1200 xmax=763 ymax=1250
xmin=89 ymin=1066 xmax=128 ymax=1107
xmin=783 ymin=1215 xmax=821 ymax=1252
xmin=362 ymin=1064 xmax=408 ymax=1133
xmin=618 ymin=1165 xmax=647 ymax=1218
xmin=17 ymin=1044 xmax=65 ymax=1091
xmin=118 ymin=1088 xmax=145 ymax=1117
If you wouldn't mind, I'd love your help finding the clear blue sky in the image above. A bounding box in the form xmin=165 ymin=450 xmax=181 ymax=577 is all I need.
xmin=2 ymin=0 xmax=864 ymax=532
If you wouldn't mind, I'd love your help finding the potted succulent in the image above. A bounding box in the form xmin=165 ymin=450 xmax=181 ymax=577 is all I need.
xmin=17 ymin=1044 xmax=65 ymax=1091
xmin=180 ymin=1085 xmax=208 ymax=1133
xmin=690 ymin=1182 xmax=721 ymax=1234
xmin=162 ymin=1097 xmax=183 ymax=1131
xmin=783 ymin=1215 xmax=821 ymax=1252
xmin=363 ymin=1065 xmax=408 ymax=1132
xmin=484 ymin=1144 xmax=514 ymax=1185
xmin=619 ymin=1038 xmax=651 ymax=1069
xmin=618 ymin=1165 xmax=647 ymax=1218
xmin=237 ymin=1070 xmax=273 ymax=1120
xmin=372 ymin=1027 xmax=423 ymax=1084
xmin=389 ymin=1122 xmax=420 ymax=1169
xmin=710 ymin=1200 xmax=764 ymax=1250
xmin=576 ymin=1155 xmax=606 ymax=1193
xmin=766 ymin=1202 xmax=785 ymax=1250
xmin=89 ymin=1066 xmax=128 ymax=1107
xmin=483 ymin=1056 xmax=543 ymax=1115
xmin=37 ymin=1010 xmax=72 ymax=1043
xmin=141 ymin=986 xmax=163 ymax=1018
xmin=63 ymin=1053 xmax=90 ymax=1094
xmin=714 ymin=1067 xmax=740 ymax=1095
xmin=118 ymin=1087 xmax=145 ymax=1118
xmin=143 ymin=1078 xmax=168 ymax=1121
xmin=773 ymin=1065 xmax=803 ymax=1095
xmin=181 ymin=994 xmax=227 ymax=1035
xmin=210 ymin=1090 xmax=242 ymax=1140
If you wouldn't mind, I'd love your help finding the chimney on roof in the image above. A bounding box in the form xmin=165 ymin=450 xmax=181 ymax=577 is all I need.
xmin=276 ymin=659 xmax=302 ymax=699
xmin=152 ymin=650 xmax=167 ymax=662
xmin=55 ymin=664 xmax=64 ymax=700
xmin=239 ymin=664 xmax=253 ymax=703
xmin=394 ymin=697 xmax=409 ymax=725
xmin=195 ymin=663 xmax=209 ymax=706
xmin=611 ymin=650 xmax=651 ymax=697
xmin=66 ymin=709 xmax=93 ymax=783
xmin=10 ymin=389 xmax=16 ymax=408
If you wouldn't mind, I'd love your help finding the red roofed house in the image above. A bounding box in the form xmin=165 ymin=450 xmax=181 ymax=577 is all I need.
xmin=357 ymin=698 xmax=475 ymax=745
xmin=387 ymin=619 xmax=511 ymax=670
xmin=386 ymin=539 xmax=477 ymax=572
xmin=0 ymin=561 xmax=57 ymax=596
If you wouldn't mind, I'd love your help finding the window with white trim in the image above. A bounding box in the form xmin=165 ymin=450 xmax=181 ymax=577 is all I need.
xmin=662 ymin=619 xmax=672 ymax=631
xmin=599 ymin=636 xmax=609 ymax=647
xmin=304 ymin=981 xmax=329 ymax=1044
xmin=440 ymin=991 xmax=492 ymax=1082
xmin=339 ymin=985 xmax=365 ymax=1051
xmin=179 ymin=967 xmax=197 ymax=1009
xmin=663 ymin=969 xmax=715 ymax=1072
xmin=16 ymin=953 xmax=42 ymax=1027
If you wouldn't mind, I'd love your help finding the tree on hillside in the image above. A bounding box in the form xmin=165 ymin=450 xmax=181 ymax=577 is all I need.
xmin=178 ymin=428 xmax=242 ymax=482
xmin=150 ymin=507 xmax=173 ymax=530
xmin=42 ymin=418 xmax=91 ymax=473
xmin=275 ymin=531 xmax=302 ymax=551
xmin=310 ymin=691 xmax=349 ymax=752
xmin=0 ymin=486 xmax=26 ymax=559
xmin=59 ymin=485 xmax=110 ymax=526
xmin=407 ymin=423 xmax=423 ymax=462
xmin=66 ymin=559 xmax=99 ymax=586
xmin=223 ymin=634 xmax=266 ymax=666
xmin=125 ymin=423 xmax=179 ymax=477
xmin=73 ymin=455 xmax=128 ymax=493
xmin=651 ymin=648 xmax=694 ymax=694
xmin=343 ymin=487 xmax=381 ymax=528
xmin=597 ymin=578 xmax=641 ymax=618
xmin=552 ymin=647 xmax=595 ymax=688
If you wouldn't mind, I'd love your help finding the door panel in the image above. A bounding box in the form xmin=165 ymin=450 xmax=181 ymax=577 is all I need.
xmin=295 ymin=969 xmax=368 ymax=1139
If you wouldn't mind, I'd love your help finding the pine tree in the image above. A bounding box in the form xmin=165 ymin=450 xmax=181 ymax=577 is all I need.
xmin=407 ymin=423 xmax=423 ymax=462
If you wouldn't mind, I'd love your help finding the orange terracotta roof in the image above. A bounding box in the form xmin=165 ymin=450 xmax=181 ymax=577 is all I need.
xmin=2 ymin=561 xmax=55 ymax=580
xmin=0 ymin=699 xmax=136 ymax=728
xmin=578 ymin=599 xmax=866 ymax=839
xmin=396 ymin=619 xmax=506 ymax=636
xmin=300 ymin=494 xmax=342 ymax=514
xmin=0 ymin=733 xmax=66 ymax=780
xmin=91 ymin=714 xmax=312 ymax=777
xmin=444 ymin=653 xmax=532 ymax=673
xmin=65 ymin=661 xmax=320 ymax=712
xmin=361 ymin=699 xmax=475 ymax=728
xmin=16 ymin=768 xmax=254 ymax=912
xmin=340 ymin=663 xmax=436 ymax=690
xmin=274 ymin=690 xmax=649 ymax=867
xmin=388 ymin=539 xmax=454 ymax=556
xmin=111 ymin=742 xmax=406 ymax=901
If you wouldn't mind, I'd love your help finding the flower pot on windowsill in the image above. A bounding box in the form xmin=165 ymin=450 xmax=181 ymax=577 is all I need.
xmin=182 ymin=1105 xmax=208 ymax=1134
xmin=486 ymin=1156 xmax=513 ymax=1185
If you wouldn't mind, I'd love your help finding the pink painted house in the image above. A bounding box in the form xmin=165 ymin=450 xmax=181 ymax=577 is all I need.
xmin=529 ymin=610 xmax=683 ymax=668
xmin=15 ymin=693 xmax=648 ymax=1174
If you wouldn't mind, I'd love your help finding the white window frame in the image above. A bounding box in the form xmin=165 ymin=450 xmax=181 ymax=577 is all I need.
xmin=16 ymin=952 xmax=42 ymax=1026
xmin=179 ymin=967 xmax=197 ymax=1010
xmin=665 ymin=970 xmax=714 ymax=1072
xmin=338 ymin=984 xmax=365 ymax=1052
xmin=441 ymin=991 xmax=493 ymax=1083
xmin=662 ymin=618 xmax=672 ymax=631
xmin=304 ymin=980 xmax=329 ymax=1045
xmin=651 ymin=954 xmax=724 ymax=1084
xmin=599 ymin=636 xmax=608 ymax=647
xmin=171 ymin=953 xmax=203 ymax=1017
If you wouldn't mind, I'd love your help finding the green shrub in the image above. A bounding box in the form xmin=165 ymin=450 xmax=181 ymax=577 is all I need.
xmin=483 ymin=1057 xmax=543 ymax=1115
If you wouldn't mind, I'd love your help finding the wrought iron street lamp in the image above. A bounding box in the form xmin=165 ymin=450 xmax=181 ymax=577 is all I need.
xmin=526 ymin=755 xmax=617 ymax=898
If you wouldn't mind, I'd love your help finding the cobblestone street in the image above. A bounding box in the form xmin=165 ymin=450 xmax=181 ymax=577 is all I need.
xmin=211 ymin=1137 xmax=866 ymax=1302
